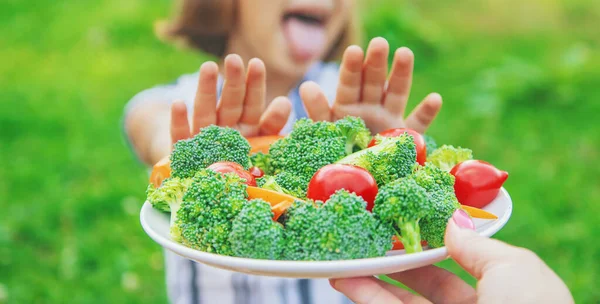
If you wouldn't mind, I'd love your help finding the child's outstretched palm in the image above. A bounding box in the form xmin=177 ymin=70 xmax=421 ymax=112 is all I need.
xmin=170 ymin=55 xmax=291 ymax=145
xmin=301 ymin=37 xmax=442 ymax=134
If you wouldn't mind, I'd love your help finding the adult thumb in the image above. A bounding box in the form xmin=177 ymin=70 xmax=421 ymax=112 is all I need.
xmin=445 ymin=209 xmax=524 ymax=279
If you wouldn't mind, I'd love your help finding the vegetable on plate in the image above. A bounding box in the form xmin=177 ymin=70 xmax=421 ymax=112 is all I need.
xmin=306 ymin=164 xmax=378 ymax=211
xmin=369 ymin=128 xmax=427 ymax=165
xmin=144 ymin=116 xmax=506 ymax=261
xmin=450 ymin=160 xmax=508 ymax=208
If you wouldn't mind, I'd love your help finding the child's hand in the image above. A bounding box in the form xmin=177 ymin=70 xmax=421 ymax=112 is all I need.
xmin=170 ymin=55 xmax=292 ymax=145
xmin=300 ymin=38 xmax=442 ymax=134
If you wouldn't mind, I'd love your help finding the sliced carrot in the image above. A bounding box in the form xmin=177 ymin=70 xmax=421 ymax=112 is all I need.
xmin=461 ymin=205 xmax=498 ymax=219
xmin=246 ymin=186 xmax=301 ymax=206
xmin=149 ymin=155 xmax=171 ymax=187
xmin=247 ymin=135 xmax=283 ymax=154
xmin=271 ymin=200 xmax=294 ymax=221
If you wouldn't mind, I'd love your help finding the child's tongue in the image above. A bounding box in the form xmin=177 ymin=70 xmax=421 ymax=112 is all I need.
xmin=283 ymin=17 xmax=326 ymax=62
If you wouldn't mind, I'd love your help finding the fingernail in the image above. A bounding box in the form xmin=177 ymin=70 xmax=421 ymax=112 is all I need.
xmin=452 ymin=209 xmax=475 ymax=230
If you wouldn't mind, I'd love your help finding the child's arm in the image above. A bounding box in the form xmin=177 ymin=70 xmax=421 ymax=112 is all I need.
xmin=125 ymin=100 xmax=172 ymax=166
xmin=300 ymin=37 xmax=442 ymax=134
xmin=124 ymin=56 xmax=292 ymax=166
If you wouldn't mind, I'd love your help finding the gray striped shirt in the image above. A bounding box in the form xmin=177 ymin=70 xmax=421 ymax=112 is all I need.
xmin=126 ymin=62 xmax=353 ymax=304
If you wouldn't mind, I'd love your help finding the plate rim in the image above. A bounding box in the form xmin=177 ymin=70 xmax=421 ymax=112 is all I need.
xmin=140 ymin=188 xmax=512 ymax=276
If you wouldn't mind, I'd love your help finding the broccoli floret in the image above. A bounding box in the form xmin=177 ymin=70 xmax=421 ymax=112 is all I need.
xmin=336 ymin=134 xmax=416 ymax=186
xmin=146 ymin=177 xmax=193 ymax=241
xmin=269 ymin=118 xmax=346 ymax=181
xmin=250 ymin=152 xmax=274 ymax=175
xmin=146 ymin=184 xmax=170 ymax=213
xmin=420 ymin=193 xmax=461 ymax=248
xmin=170 ymin=125 xmax=251 ymax=178
xmin=335 ymin=116 xmax=372 ymax=154
xmin=427 ymin=145 xmax=473 ymax=172
xmin=284 ymin=190 xmax=393 ymax=261
xmin=259 ymin=174 xmax=307 ymax=198
xmin=230 ymin=199 xmax=286 ymax=259
xmin=373 ymin=178 xmax=433 ymax=253
xmin=410 ymin=164 xmax=461 ymax=248
xmin=410 ymin=164 xmax=455 ymax=197
xmin=423 ymin=134 xmax=437 ymax=156
xmin=175 ymin=169 xmax=247 ymax=255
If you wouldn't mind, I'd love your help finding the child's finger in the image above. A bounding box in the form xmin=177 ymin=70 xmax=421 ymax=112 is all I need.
xmin=383 ymin=47 xmax=414 ymax=115
xmin=404 ymin=93 xmax=443 ymax=133
xmin=217 ymin=54 xmax=246 ymax=127
xmin=361 ymin=37 xmax=389 ymax=104
xmin=334 ymin=45 xmax=364 ymax=106
xmin=259 ymin=96 xmax=292 ymax=135
xmin=192 ymin=62 xmax=218 ymax=134
xmin=300 ymin=81 xmax=332 ymax=121
xmin=171 ymin=100 xmax=191 ymax=144
xmin=239 ymin=58 xmax=266 ymax=125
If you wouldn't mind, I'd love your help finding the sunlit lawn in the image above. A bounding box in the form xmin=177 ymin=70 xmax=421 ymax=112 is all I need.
xmin=1 ymin=0 xmax=599 ymax=302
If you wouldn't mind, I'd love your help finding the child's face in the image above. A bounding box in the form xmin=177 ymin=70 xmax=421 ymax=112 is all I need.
xmin=232 ymin=0 xmax=351 ymax=78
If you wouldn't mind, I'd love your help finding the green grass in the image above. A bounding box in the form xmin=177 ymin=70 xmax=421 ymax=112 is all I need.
xmin=1 ymin=0 xmax=599 ymax=302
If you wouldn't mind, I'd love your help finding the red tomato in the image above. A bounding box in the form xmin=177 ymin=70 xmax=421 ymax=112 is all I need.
xmin=207 ymin=162 xmax=257 ymax=186
xmin=391 ymin=236 xmax=428 ymax=250
xmin=450 ymin=160 xmax=508 ymax=208
xmin=306 ymin=164 xmax=378 ymax=211
xmin=368 ymin=128 xmax=426 ymax=165
xmin=249 ymin=166 xmax=264 ymax=178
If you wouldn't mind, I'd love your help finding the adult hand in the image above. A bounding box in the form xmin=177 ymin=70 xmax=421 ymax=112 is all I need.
xmin=330 ymin=210 xmax=574 ymax=304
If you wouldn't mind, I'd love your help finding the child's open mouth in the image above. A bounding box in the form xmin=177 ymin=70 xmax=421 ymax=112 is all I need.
xmin=282 ymin=8 xmax=329 ymax=62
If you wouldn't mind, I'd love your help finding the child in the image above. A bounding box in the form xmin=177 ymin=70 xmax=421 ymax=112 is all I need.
xmin=124 ymin=0 xmax=443 ymax=303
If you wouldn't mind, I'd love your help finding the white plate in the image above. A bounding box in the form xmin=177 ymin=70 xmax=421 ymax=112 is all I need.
xmin=140 ymin=188 xmax=512 ymax=278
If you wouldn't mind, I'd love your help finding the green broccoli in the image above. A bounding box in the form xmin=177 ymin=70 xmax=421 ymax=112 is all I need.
xmin=373 ymin=178 xmax=433 ymax=253
xmin=229 ymin=199 xmax=286 ymax=259
xmin=410 ymin=164 xmax=461 ymax=248
xmin=410 ymin=163 xmax=455 ymax=198
xmin=336 ymin=134 xmax=417 ymax=186
xmin=427 ymin=145 xmax=473 ymax=172
xmin=335 ymin=116 xmax=372 ymax=154
xmin=175 ymin=169 xmax=247 ymax=255
xmin=170 ymin=125 xmax=251 ymax=178
xmin=258 ymin=173 xmax=306 ymax=198
xmin=284 ymin=190 xmax=393 ymax=261
xmin=269 ymin=118 xmax=346 ymax=181
xmin=250 ymin=152 xmax=274 ymax=175
xmin=423 ymin=134 xmax=438 ymax=156
xmin=146 ymin=177 xmax=193 ymax=241
xmin=420 ymin=193 xmax=461 ymax=248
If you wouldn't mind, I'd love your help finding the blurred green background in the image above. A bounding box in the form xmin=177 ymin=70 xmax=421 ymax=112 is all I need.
xmin=1 ymin=0 xmax=599 ymax=302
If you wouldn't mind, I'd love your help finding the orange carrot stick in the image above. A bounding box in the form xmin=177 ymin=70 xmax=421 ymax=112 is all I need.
xmin=247 ymin=135 xmax=283 ymax=154
xmin=246 ymin=186 xmax=301 ymax=206
xmin=461 ymin=205 xmax=498 ymax=219
xmin=149 ymin=155 xmax=171 ymax=187
xmin=271 ymin=200 xmax=294 ymax=221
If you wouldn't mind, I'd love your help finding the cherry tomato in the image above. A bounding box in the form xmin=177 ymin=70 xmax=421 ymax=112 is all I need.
xmin=368 ymin=128 xmax=426 ymax=165
xmin=450 ymin=160 xmax=508 ymax=208
xmin=306 ymin=164 xmax=378 ymax=211
xmin=391 ymin=236 xmax=428 ymax=250
xmin=249 ymin=166 xmax=264 ymax=178
xmin=207 ymin=162 xmax=257 ymax=186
